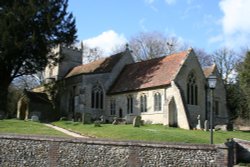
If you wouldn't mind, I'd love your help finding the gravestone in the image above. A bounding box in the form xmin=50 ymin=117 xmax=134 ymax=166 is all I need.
xmin=82 ymin=113 xmax=92 ymax=124
xmin=112 ymin=117 xmax=118 ymax=125
xmin=133 ymin=116 xmax=141 ymax=127
xmin=31 ymin=115 xmax=39 ymax=122
xmin=215 ymin=124 xmax=227 ymax=131
xmin=204 ymin=120 xmax=209 ymax=131
xmin=196 ymin=115 xmax=201 ymax=130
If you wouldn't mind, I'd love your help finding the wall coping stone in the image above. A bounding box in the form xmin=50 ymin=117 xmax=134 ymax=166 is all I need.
xmin=0 ymin=134 xmax=227 ymax=150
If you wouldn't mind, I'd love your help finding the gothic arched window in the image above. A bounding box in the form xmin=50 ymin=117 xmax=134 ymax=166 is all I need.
xmin=110 ymin=99 xmax=116 ymax=115
xmin=140 ymin=94 xmax=147 ymax=113
xmin=154 ymin=92 xmax=162 ymax=111
xmin=91 ymin=85 xmax=103 ymax=109
xmin=127 ymin=95 xmax=133 ymax=114
xmin=187 ymin=72 xmax=198 ymax=105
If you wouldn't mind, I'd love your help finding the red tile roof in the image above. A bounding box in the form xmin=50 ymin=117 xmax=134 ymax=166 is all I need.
xmin=65 ymin=52 xmax=124 ymax=78
xmin=109 ymin=50 xmax=191 ymax=94
xmin=203 ymin=64 xmax=216 ymax=78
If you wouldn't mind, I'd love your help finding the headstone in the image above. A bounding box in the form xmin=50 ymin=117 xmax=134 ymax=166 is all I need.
xmin=215 ymin=124 xmax=227 ymax=131
xmin=100 ymin=115 xmax=104 ymax=123
xmin=94 ymin=120 xmax=101 ymax=127
xmin=133 ymin=116 xmax=141 ymax=127
xmin=112 ymin=117 xmax=118 ymax=125
xmin=31 ymin=115 xmax=39 ymax=122
xmin=204 ymin=120 xmax=209 ymax=131
xmin=196 ymin=115 xmax=201 ymax=130
xmin=82 ymin=113 xmax=92 ymax=124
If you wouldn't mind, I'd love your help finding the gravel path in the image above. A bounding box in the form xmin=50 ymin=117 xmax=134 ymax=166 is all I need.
xmin=44 ymin=124 xmax=89 ymax=138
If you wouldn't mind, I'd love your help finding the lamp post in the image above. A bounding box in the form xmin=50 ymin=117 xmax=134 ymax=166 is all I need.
xmin=208 ymin=75 xmax=217 ymax=144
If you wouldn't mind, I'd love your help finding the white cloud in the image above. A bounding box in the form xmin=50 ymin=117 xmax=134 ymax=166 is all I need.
xmin=144 ymin=0 xmax=158 ymax=11
xmin=82 ymin=30 xmax=127 ymax=56
xmin=165 ymin=0 xmax=176 ymax=5
xmin=144 ymin=0 xmax=155 ymax=4
xmin=220 ymin=0 xmax=250 ymax=35
xmin=213 ymin=0 xmax=250 ymax=48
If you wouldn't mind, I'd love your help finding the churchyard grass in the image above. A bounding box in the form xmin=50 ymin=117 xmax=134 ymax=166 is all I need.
xmin=53 ymin=121 xmax=250 ymax=144
xmin=0 ymin=119 xmax=69 ymax=137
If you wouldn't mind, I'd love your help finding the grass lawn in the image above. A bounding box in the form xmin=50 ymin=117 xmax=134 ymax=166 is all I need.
xmin=53 ymin=121 xmax=250 ymax=144
xmin=0 ymin=119 xmax=69 ymax=137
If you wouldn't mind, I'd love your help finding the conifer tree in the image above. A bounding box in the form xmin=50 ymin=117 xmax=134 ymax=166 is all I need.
xmin=0 ymin=0 xmax=77 ymax=115
xmin=238 ymin=51 xmax=250 ymax=119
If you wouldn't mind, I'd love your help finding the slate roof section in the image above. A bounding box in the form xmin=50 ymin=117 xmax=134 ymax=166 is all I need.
xmin=109 ymin=50 xmax=191 ymax=94
xmin=23 ymin=90 xmax=51 ymax=104
xmin=65 ymin=52 xmax=124 ymax=78
xmin=203 ymin=64 xmax=216 ymax=78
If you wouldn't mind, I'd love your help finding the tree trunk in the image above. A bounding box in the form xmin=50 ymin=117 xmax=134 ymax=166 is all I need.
xmin=0 ymin=74 xmax=12 ymax=117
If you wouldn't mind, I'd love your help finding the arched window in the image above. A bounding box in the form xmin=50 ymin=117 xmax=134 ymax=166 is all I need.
xmin=110 ymin=99 xmax=116 ymax=115
xmin=154 ymin=92 xmax=162 ymax=111
xmin=187 ymin=72 xmax=198 ymax=105
xmin=140 ymin=94 xmax=147 ymax=113
xmin=127 ymin=95 xmax=133 ymax=114
xmin=91 ymin=85 xmax=103 ymax=109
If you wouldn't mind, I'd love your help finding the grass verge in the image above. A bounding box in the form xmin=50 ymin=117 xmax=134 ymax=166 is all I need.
xmin=53 ymin=121 xmax=250 ymax=144
xmin=0 ymin=119 xmax=69 ymax=137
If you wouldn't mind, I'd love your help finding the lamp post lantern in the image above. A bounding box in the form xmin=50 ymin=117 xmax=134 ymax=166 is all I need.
xmin=208 ymin=75 xmax=217 ymax=144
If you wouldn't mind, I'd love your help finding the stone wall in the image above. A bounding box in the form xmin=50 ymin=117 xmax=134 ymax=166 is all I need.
xmin=0 ymin=134 xmax=230 ymax=167
xmin=233 ymin=138 xmax=250 ymax=163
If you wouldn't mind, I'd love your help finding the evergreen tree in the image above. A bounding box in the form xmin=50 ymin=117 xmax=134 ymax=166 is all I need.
xmin=238 ymin=51 xmax=250 ymax=119
xmin=226 ymin=83 xmax=249 ymax=120
xmin=0 ymin=0 xmax=77 ymax=115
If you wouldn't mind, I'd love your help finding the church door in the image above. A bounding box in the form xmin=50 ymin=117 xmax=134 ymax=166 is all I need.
xmin=169 ymin=98 xmax=178 ymax=127
xmin=119 ymin=108 xmax=123 ymax=118
xmin=20 ymin=101 xmax=28 ymax=120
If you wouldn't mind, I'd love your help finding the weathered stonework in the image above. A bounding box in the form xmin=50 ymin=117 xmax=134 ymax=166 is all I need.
xmin=0 ymin=134 xmax=230 ymax=167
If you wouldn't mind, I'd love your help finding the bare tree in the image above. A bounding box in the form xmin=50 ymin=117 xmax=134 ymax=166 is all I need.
xmin=128 ymin=31 xmax=183 ymax=61
xmin=212 ymin=47 xmax=240 ymax=84
xmin=12 ymin=74 xmax=42 ymax=90
xmin=193 ymin=48 xmax=213 ymax=67
xmin=81 ymin=43 xmax=103 ymax=63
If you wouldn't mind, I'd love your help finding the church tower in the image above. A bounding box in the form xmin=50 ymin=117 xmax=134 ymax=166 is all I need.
xmin=43 ymin=45 xmax=82 ymax=83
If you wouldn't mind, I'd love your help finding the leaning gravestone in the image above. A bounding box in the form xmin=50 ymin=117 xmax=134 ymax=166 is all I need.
xmin=82 ymin=113 xmax=92 ymax=124
xmin=112 ymin=117 xmax=118 ymax=125
xmin=133 ymin=116 xmax=141 ymax=127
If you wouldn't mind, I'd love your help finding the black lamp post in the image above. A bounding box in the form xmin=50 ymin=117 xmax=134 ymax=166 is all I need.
xmin=208 ymin=75 xmax=217 ymax=144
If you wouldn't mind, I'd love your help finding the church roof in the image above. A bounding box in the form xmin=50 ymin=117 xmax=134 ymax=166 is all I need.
xmin=109 ymin=50 xmax=191 ymax=94
xmin=65 ymin=52 xmax=124 ymax=78
xmin=22 ymin=90 xmax=51 ymax=104
xmin=203 ymin=64 xmax=216 ymax=78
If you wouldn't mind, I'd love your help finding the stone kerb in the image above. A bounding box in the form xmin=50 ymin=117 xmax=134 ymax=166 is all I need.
xmin=0 ymin=134 xmax=228 ymax=167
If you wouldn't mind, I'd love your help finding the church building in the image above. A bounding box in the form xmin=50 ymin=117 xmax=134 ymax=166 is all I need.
xmin=32 ymin=45 xmax=228 ymax=129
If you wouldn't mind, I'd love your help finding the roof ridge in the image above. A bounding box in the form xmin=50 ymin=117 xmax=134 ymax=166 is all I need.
xmin=128 ymin=50 xmax=190 ymax=66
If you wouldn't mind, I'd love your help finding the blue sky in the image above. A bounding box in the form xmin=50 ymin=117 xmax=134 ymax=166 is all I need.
xmin=68 ymin=0 xmax=250 ymax=55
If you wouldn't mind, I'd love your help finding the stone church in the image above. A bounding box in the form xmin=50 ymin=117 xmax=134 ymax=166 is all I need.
xmin=26 ymin=45 xmax=228 ymax=129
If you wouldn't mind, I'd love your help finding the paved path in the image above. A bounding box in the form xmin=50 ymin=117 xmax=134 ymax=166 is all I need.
xmin=44 ymin=124 xmax=89 ymax=138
